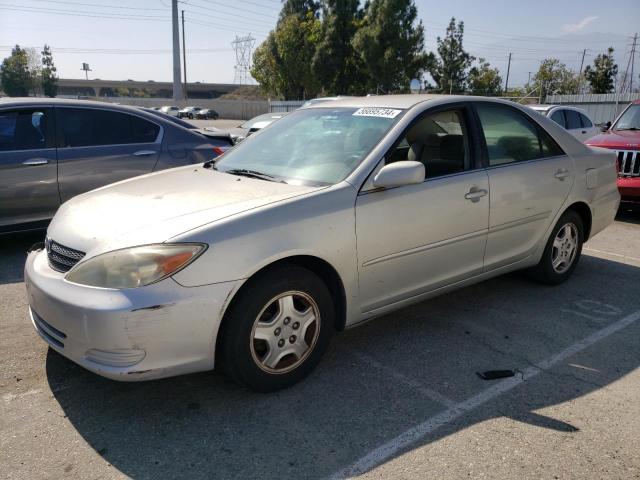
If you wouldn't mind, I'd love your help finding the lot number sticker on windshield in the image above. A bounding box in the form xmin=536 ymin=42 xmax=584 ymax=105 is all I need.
xmin=353 ymin=107 xmax=402 ymax=118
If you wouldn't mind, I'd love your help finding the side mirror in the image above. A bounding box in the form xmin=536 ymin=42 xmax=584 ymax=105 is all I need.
xmin=601 ymin=121 xmax=611 ymax=132
xmin=373 ymin=161 xmax=425 ymax=188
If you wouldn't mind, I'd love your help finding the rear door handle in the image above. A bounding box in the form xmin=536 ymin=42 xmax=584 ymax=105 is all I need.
xmin=554 ymin=168 xmax=570 ymax=180
xmin=464 ymin=187 xmax=488 ymax=202
xmin=133 ymin=150 xmax=156 ymax=156
xmin=22 ymin=158 xmax=49 ymax=166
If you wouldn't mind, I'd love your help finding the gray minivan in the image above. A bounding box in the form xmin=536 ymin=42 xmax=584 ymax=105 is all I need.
xmin=0 ymin=98 xmax=233 ymax=233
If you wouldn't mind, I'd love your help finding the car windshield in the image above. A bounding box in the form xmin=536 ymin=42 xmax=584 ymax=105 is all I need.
xmin=614 ymin=104 xmax=640 ymax=130
xmin=214 ymin=107 xmax=403 ymax=185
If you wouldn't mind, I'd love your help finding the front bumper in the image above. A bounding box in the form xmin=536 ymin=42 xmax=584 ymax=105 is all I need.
xmin=25 ymin=249 xmax=241 ymax=381
xmin=618 ymin=177 xmax=640 ymax=203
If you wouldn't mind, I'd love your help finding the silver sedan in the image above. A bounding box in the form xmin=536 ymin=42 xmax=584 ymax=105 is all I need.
xmin=25 ymin=95 xmax=620 ymax=392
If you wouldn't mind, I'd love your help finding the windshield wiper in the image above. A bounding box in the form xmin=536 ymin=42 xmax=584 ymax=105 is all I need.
xmin=615 ymin=127 xmax=639 ymax=131
xmin=223 ymin=168 xmax=282 ymax=182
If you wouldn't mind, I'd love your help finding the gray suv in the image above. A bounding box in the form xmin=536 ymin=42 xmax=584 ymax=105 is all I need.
xmin=0 ymin=99 xmax=233 ymax=233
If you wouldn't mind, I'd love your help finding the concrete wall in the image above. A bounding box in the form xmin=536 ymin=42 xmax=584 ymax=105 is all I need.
xmin=92 ymin=97 xmax=269 ymax=120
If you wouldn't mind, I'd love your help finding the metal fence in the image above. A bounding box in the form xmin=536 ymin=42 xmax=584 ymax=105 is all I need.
xmin=546 ymin=93 xmax=640 ymax=124
xmin=269 ymin=100 xmax=305 ymax=112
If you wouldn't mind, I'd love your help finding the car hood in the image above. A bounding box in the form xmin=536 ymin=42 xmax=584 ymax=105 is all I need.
xmin=47 ymin=165 xmax=322 ymax=255
xmin=586 ymin=130 xmax=640 ymax=149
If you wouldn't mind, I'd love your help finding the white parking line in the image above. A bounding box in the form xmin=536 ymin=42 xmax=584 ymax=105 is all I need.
xmin=331 ymin=309 xmax=640 ymax=479
xmin=584 ymin=247 xmax=640 ymax=264
xmin=353 ymin=351 xmax=457 ymax=408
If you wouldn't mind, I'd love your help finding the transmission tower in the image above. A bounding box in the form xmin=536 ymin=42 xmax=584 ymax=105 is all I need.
xmin=232 ymin=34 xmax=256 ymax=85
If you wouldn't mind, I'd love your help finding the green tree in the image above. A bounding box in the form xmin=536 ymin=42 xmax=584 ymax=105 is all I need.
xmin=532 ymin=58 xmax=579 ymax=101
xmin=427 ymin=18 xmax=474 ymax=94
xmin=311 ymin=0 xmax=364 ymax=95
xmin=279 ymin=0 xmax=320 ymax=22
xmin=252 ymin=12 xmax=322 ymax=99
xmin=584 ymin=47 xmax=618 ymax=94
xmin=0 ymin=45 xmax=32 ymax=96
xmin=41 ymin=44 xmax=58 ymax=97
xmin=467 ymin=58 xmax=502 ymax=96
xmin=352 ymin=0 xmax=429 ymax=93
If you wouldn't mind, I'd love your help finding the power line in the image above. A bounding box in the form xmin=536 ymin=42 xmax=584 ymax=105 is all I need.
xmin=21 ymin=0 xmax=167 ymax=11
xmin=179 ymin=1 xmax=276 ymax=29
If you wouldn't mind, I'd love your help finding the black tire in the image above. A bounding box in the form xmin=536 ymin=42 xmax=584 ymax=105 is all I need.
xmin=189 ymin=113 xmax=194 ymax=119
xmin=218 ymin=264 xmax=334 ymax=392
xmin=528 ymin=210 xmax=584 ymax=285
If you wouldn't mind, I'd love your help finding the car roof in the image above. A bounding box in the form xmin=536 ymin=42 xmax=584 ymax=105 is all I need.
xmin=304 ymin=94 xmax=442 ymax=110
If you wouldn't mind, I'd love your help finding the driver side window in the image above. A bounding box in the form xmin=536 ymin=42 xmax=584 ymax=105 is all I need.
xmin=387 ymin=109 xmax=471 ymax=179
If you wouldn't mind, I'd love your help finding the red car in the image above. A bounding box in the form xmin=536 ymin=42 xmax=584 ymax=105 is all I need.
xmin=586 ymin=100 xmax=640 ymax=206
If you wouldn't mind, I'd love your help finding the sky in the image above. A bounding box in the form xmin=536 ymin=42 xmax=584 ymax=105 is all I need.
xmin=0 ymin=0 xmax=639 ymax=89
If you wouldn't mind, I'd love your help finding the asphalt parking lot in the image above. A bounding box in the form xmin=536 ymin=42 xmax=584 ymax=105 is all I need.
xmin=1 ymin=209 xmax=639 ymax=479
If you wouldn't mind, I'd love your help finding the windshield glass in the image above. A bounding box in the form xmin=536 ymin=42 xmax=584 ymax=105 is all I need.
xmin=215 ymin=107 xmax=403 ymax=185
xmin=614 ymin=104 xmax=640 ymax=130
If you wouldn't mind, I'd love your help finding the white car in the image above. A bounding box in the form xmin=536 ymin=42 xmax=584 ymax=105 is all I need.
xmin=25 ymin=95 xmax=619 ymax=392
xmin=158 ymin=105 xmax=180 ymax=117
xmin=529 ymin=105 xmax=599 ymax=142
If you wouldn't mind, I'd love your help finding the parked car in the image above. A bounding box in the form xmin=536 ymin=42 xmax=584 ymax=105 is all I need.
xmin=301 ymin=96 xmax=343 ymax=108
xmin=159 ymin=105 xmax=180 ymax=117
xmin=223 ymin=112 xmax=286 ymax=143
xmin=25 ymin=95 xmax=619 ymax=392
xmin=178 ymin=106 xmax=204 ymax=119
xmin=194 ymin=108 xmax=219 ymax=120
xmin=586 ymin=99 xmax=640 ymax=206
xmin=529 ymin=105 xmax=599 ymax=141
xmin=0 ymin=98 xmax=233 ymax=233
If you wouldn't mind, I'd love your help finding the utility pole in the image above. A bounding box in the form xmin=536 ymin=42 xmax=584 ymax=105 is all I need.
xmin=181 ymin=9 xmax=187 ymax=100
xmin=578 ymin=48 xmax=587 ymax=94
xmin=527 ymin=71 xmax=532 ymax=85
xmin=171 ymin=0 xmax=183 ymax=101
xmin=631 ymin=33 xmax=638 ymax=93
xmin=504 ymin=53 xmax=512 ymax=96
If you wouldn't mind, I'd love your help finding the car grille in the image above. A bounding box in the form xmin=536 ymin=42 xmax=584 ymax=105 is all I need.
xmin=47 ymin=239 xmax=85 ymax=273
xmin=616 ymin=150 xmax=640 ymax=177
xmin=32 ymin=309 xmax=66 ymax=349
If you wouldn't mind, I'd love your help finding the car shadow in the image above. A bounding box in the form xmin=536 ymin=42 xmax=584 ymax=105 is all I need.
xmin=45 ymin=255 xmax=640 ymax=479
xmin=616 ymin=204 xmax=640 ymax=225
xmin=0 ymin=231 xmax=45 ymax=285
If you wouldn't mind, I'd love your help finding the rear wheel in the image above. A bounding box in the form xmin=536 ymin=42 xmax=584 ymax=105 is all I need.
xmin=528 ymin=210 xmax=584 ymax=285
xmin=218 ymin=265 xmax=334 ymax=392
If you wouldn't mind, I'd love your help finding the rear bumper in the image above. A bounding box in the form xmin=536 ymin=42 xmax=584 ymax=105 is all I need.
xmin=25 ymin=249 xmax=241 ymax=381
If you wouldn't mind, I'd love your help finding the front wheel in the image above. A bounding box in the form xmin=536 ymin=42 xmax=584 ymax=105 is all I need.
xmin=218 ymin=265 xmax=334 ymax=392
xmin=528 ymin=210 xmax=584 ymax=285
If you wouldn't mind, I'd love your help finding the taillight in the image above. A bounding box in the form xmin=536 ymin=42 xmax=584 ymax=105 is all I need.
xmin=212 ymin=146 xmax=229 ymax=156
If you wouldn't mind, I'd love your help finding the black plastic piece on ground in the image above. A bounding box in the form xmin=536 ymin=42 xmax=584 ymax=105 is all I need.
xmin=476 ymin=369 xmax=516 ymax=380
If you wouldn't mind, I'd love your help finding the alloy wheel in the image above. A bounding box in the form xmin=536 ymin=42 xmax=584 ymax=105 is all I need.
xmin=551 ymin=223 xmax=578 ymax=274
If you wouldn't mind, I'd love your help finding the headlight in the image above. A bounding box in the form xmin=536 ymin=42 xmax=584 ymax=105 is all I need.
xmin=65 ymin=243 xmax=206 ymax=289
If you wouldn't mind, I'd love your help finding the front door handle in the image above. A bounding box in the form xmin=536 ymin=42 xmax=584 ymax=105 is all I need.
xmin=464 ymin=187 xmax=488 ymax=202
xmin=22 ymin=158 xmax=49 ymax=166
xmin=554 ymin=168 xmax=570 ymax=180
xmin=133 ymin=150 xmax=156 ymax=156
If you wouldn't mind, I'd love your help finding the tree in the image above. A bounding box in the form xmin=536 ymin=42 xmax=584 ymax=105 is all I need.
xmin=352 ymin=0 xmax=429 ymax=94
xmin=584 ymin=47 xmax=618 ymax=94
xmin=41 ymin=44 xmax=58 ymax=97
xmin=467 ymin=58 xmax=502 ymax=96
xmin=427 ymin=18 xmax=474 ymax=94
xmin=0 ymin=45 xmax=32 ymax=96
xmin=252 ymin=12 xmax=322 ymax=99
xmin=279 ymin=0 xmax=320 ymax=22
xmin=531 ymin=58 xmax=579 ymax=101
xmin=311 ymin=0 xmax=364 ymax=95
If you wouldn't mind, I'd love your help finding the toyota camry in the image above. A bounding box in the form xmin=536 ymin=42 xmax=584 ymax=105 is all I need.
xmin=25 ymin=95 xmax=620 ymax=392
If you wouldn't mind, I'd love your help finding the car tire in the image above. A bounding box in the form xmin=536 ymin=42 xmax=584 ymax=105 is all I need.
xmin=189 ymin=114 xmax=194 ymax=119
xmin=218 ymin=264 xmax=334 ymax=392
xmin=528 ymin=210 xmax=584 ymax=285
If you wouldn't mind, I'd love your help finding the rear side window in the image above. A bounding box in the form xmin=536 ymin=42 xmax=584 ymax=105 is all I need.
xmin=57 ymin=108 xmax=160 ymax=147
xmin=549 ymin=110 xmax=566 ymax=128
xmin=0 ymin=108 xmax=53 ymax=151
xmin=565 ymin=110 xmax=581 ymax=130
xmin=476 ymin=103 xmax=564 ymax=166
xmin=579 ymin=113 xmax=593 ymax=128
